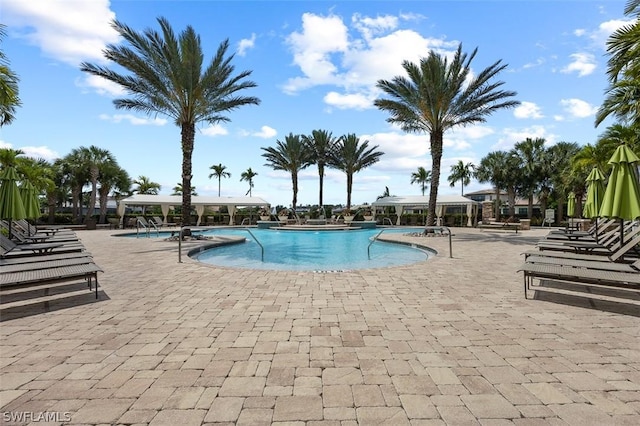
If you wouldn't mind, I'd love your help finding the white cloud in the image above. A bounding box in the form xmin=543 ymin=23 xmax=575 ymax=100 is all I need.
xmin=3 ymin=0 xmax=119 ymax=66
xmin=237 ymin=33 xmax=256 ymax=56
xmin=19 ymin=146 xmax=60 ymax=161
xmin=283 ymin=12 xmax=458 ymax=109
xmin=591 ymin=19 xmax=634 ymax=48
xmin=201 ymin=124 xmax=229 ymax=137
xmin=561 ymin=52 xmax=596 ymax=77
xmin=99 ymin=114 xmax=167 ymax=126
xmin=574 ymin=28 xmax=586 ymax=37
xmin=493 ymin=125 xmax=558 ymax=151
xmin=76 ymin=75 xmax=126 ymax=97
xmin=324 ymin=91 xmax=375 ymax=110
xmin=522 ymin=58 xmax=545 ymax=70
xmin=513 ymin=101 xmax=544 ymax=119
xmin=252 ymin=125 xmax=277 ymax=139
xmin=560 ymin=98 xmax=598 ymax=118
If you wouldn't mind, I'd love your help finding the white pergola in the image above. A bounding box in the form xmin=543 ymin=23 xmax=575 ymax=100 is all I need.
xmin=371 ymin=195 xmax=479 ymax=226
xmin=117 ymin=194 xmax=270 ymax=226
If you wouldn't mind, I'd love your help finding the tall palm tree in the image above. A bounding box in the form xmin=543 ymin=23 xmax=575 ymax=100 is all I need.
xmin=133 ymin=175 xmax=161 ymax=195
xmin=302 ymin=129 xmax=337 ymax=207
xmin=0 ymin=24 xmax=21 ymax=127
xmin=81 ymin=17 xmax=260 ymax=225
xmin=208 ymin=163 xmax=231 ymax=197
xmin=80 ymin=145 xmax=116 ymax=223
xmin=513 ymin=138 xmax=545 ymax=219
xmin=240 ymin=168 xmax=258 ymax=197
xmin=548 ymin=142 xmax=581 ymax=224
xmin=329 ymin=134 xmax=384 ymax=211
xmin=447 ymin=161 xmax=474 ymax=196
xmin=410 ymin=167 xmax=431 ymax=196
xmin=375 ymin=44 xmax=518 ymax=225
xmin=262 ymin=133 xmax=312 ymax=210
xmin=596 ymin=1 xmax=640 ymax=126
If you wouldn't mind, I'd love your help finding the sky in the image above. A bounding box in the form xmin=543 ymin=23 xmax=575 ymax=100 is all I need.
xmin=0 ymin=0 xmax=631 ymax=208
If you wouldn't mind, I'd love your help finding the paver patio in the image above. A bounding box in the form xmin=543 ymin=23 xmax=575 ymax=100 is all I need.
xmin=1 ymin=227 xmax=639 ymax=425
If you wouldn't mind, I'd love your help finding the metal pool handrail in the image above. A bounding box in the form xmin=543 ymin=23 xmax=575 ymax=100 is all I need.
xmin=178 ymin=226 xmax=264 ymax=263
xmin=367 ymin=226 xmax=452 ymax=259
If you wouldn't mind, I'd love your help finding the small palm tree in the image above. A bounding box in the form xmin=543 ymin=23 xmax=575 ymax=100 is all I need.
xmin=208 ymin=163 xmax=231 ymax=196
xmin=81 ymin=17 xmax=260 ymax=225
xmin=475 ymin=151 xmax=511 ymax=220
xmin=133 ymin=175 xmax=161 ymax=195
xmin=411 ymin=167 xmax=431 ymax=196
xmin=240 ymin=168 xmax=258 ymax=197
xmin=448 ymin=161 xmax=475 ymax=196
xmin=329 ymin=134 xmax=384 ymax=211
xmin=375 ymin=44 xmax=518 ymax=225
xmin=79 ymin=145 xmax=116 ymax=223
xmin=262 ymin=133 xmax=313 ymax=210
xmin=172 ymin=183 xmax=197 ymax=196
xmin=513 ymin=138 xmax=545 ymax=218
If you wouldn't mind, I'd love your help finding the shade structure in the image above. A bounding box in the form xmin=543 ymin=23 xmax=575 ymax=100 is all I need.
xmin=566 ymin=191 xmax=576 ymax=218
xmin=582 ymin=167 xmax=606 ymax=242
xmin=0 ymin=166 xmax=27 ymax=239
xmin=598 ymin=144 xmax=640 ymax=245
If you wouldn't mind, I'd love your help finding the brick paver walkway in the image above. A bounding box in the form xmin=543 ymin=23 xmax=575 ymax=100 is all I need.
xmin=1 ymin=227 xmax=639 ymax=425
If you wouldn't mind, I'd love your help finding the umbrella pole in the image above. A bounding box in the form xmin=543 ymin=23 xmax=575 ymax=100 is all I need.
xmin=594 ymin=217 xmax=598 ymax=244
xmin=620 ymin=218 xmax=624 ymax=246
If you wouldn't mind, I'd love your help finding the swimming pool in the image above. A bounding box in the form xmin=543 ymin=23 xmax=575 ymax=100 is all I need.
xmin=192 ymin=228 xmax=433 ymax=271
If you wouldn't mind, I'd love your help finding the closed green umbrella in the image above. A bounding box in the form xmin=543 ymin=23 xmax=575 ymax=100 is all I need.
xmin=598 ymin=144 xmax=640 ymax=245
xmin=0 ymin=166 xmax=27 ymax=240
xmin=583 ymin=167 xmax=606 ymax=242
xmin=19 ymin=180 xmax=41 ymax=235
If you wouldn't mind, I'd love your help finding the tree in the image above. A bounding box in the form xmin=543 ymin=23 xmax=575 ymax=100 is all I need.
xmin=172 ymin=183 xmax=197 ymax=196
xmin=0 ymin=24 xmax=21 ymax=126
xmin=410 ymin=167 xmax=431 ymax=196
xmin=78 ymin=145 xmax=116 ymax=223
xmin=302 ymin=129 xmax=337 ymax=207
xmin=240 ymin=168 xmax=258 ymax=197
xmin=547 ymin=142 xmax=581 ymax=224
xmin=81 ymin=17 xmax=260 ymax=226
xmin=329 ymin=134 xmax=384 ymax=211
xmin=513 ymin=138 xmax=545 ymax=219
xmin=262 ymin=133 xmax=312 ymax=210
xmin=61 ymin=149 xmax=91 ymax=223
xmin=596 ymin=0 xmax=640 ymax=126
xmin=208 ymin=163 xmax=231 ymax=197
xmin=98 ymin=163 xmax=130 ymax=224
xmin=447 ymin=161 xmax=474 ymax=196
xmin=375 ymin=44 xmax=518 ymax=225
xmin=475 ymin=151 xmax=511 ymax=220
xmin=133 ymin=175 xmax=161 ymax=195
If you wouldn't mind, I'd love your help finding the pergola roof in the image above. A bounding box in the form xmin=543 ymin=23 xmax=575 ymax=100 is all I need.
xmin=117 ymin=194 xmax=270 ymax=225
xmin=372 ymin=194 xmax=479 ymax=226
xmin=372 ymin=194 xmax=479 ymax=207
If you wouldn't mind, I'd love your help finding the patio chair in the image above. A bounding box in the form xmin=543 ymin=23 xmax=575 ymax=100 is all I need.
xmin=0 ymin=258 xmax=103 ymax=298
xmin=0 ymin=251 xmax=92 ymax=266
xmin=5 ymin=223 xmax=81 ymax=245
xmin=545 ymin=218 xmax=617 ymax=241
xmin=519 ymin=259 xmax=640 ymax=299
xmin=523 ymin=229 xmax=640 ymax=264
xmin=535 ymin=222 xmax=639 ymax=255
xmin=0 ymin=235 xmax=84 ymax=258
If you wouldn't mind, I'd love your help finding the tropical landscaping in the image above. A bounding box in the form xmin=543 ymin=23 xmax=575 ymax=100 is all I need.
xmin=1 ymin=2 xmax=640 ymax=228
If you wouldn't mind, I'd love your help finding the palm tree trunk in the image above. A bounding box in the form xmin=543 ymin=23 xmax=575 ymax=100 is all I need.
xmin=85 ymin=171 xmax=98 ymax=223
xmin=528 ymin=194 xmax=533 ymax=219
xmin=47 ymin=192 xmax=56 ymax=224
xmin=181 ymin=123 xmax=195 ymax=226
xmin=99 ymin=189 xmax=109 ymax=224
xmin=346 ymin=172 xmax=353 ymax=210
xmin=218 ymin=178 xmax=221 ymax=197
xmin=318 ymin=165 xmax=324 ymax=208
xmin=427 ymin=132 xmax=443 ymax=226
xmin=292 ymin=173 xmax=298 ymax=210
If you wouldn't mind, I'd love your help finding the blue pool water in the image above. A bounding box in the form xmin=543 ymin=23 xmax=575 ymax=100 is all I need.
xmin=192 ymin=228 xmax=432 ymax=271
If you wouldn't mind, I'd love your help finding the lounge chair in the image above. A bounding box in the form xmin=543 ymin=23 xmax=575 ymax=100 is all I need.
xmin=535 ymin=222 xmax=640 ymax=255
xmin=0 ymin=259 xmax=103 ymax=298
xmin=544 ymin=218 xmax=617 ymax=241
xmin=523 ymin=230 xmax=640 ymax=263
xmin=5 ymin=224 xmax=81 ymax=245
xmin=0 ymin=251 xmax=92 ymax=266
xmin=0 ymin=235 xmax=84 ymax=258
xmin=519 ymin=259 xmax=640 ymax=299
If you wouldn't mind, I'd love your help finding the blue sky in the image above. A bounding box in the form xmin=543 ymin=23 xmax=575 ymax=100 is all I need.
xmin=0 ymin=0 xmax=631 ymax=207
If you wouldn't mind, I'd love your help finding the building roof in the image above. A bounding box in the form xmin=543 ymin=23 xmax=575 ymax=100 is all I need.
xmin=372 ymin=194 xmax=479 ymax=207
